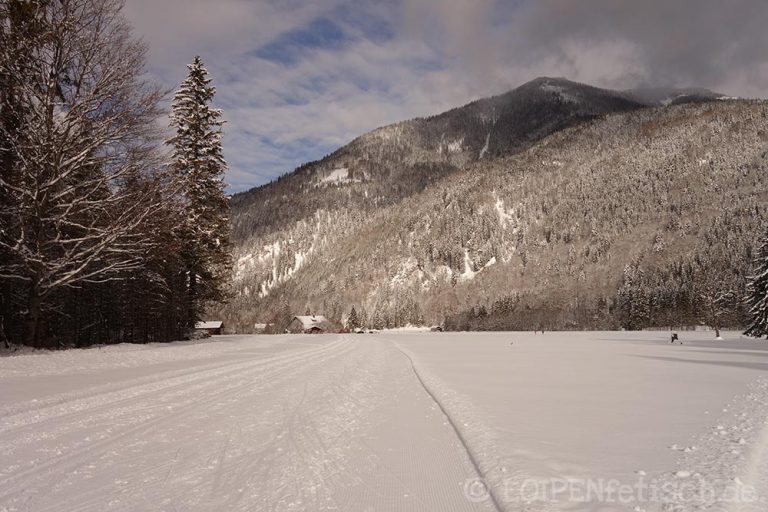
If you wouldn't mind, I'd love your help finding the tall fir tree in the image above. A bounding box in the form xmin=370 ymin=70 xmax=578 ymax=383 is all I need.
xmin=168 ymin=56 xmax=232 ymax=331
xmin=744 ymin=233 xmax=768 ymax=339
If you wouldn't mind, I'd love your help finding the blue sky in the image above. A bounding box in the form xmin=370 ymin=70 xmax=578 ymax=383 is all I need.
xmin=124 ymin=0 xmax=768 ymax=193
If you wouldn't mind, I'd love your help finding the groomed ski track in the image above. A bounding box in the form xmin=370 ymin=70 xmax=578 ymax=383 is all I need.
xmin=0 ymin=335 xmax=494 ymax=512
xmin=2 ymin=332 xmax=768 ymax=512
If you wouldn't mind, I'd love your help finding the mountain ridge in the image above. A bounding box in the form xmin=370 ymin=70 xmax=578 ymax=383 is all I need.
xmin=222 ymin=79 xmax=762 ymax=332
xmin=231 ymin=77 xmax=650 ymax=240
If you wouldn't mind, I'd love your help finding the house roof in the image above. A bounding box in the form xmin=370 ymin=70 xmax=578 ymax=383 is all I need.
xmin=196 ymin=321 xmax=223 ymax=329
xmin=293 ymin=315 xmax=328 ymax=330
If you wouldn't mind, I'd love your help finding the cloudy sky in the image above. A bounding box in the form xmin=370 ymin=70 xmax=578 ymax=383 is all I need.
xmin=124 ymin=0 xmax=768 ymax=193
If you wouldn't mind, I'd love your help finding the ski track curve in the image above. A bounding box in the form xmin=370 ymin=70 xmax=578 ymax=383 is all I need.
xmin=389 ymin=336 xmax=554 ymax=512
xmin=388 ymin=336 xmax=768 ymax=512
xmin=389 ymin=340 xmax=505 ymax=512
xmin=0 ymin=335 xmax=493 ymax=512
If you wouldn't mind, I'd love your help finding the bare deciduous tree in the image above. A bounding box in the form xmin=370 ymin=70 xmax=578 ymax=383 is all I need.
xmin=0 ymin=0 xmax=165 ymax=346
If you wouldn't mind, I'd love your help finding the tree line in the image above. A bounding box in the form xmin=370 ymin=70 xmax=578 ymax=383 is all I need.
xmin=0 ymin=0 xmax=230 ymax=348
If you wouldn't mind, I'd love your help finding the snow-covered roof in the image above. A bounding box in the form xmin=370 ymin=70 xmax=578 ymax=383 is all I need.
xmin=196 ymin=321 xmax=223 ymax=329
xmin=293 ymin=315 xmax=328 ymax=329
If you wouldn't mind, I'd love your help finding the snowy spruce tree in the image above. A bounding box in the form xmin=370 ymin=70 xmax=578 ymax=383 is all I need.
xmin=168 ymin=56 xmax=232 ymax=331
xmin=744 ymin=234 xmax=768 ymax=339
xmin=347 ymin=307 xmax=360 ymax=330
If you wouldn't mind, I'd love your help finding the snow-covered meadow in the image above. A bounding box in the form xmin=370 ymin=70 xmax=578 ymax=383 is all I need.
xmin=1 ymin=331 xmax=767 ymax=511
xmin=392 ymin=331 xmax=768 ymax=511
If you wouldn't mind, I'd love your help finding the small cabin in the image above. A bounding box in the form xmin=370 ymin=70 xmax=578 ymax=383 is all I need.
xmin=195 ymin=320 xmax=224 ymax=336
xmin=289 ymin=315 xmax=329 ymax=334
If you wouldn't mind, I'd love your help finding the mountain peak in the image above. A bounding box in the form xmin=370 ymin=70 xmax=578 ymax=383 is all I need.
xmin=231 ymin=76 xmax=730 ymax=245
xmin=526 ymin=76 xmax=572 ymax=84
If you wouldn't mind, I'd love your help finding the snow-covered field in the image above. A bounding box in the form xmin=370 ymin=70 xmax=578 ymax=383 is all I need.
xmin=1 ymin=332 xmax=767 ymax=512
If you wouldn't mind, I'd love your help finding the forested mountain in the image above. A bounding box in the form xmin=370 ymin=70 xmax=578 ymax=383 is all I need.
xmin=223 ymin=78 xmax=764 ymax=332
xmin=231 ymin=78 xmax=645 ymax=241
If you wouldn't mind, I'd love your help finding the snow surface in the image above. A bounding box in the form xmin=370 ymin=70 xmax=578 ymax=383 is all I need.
xmin=241 ymin=241 xmax=313 ymax=298
xmin=493 ymin=194 xmax=515 ymax=229
xmin=479 ymin=133 xmax=491 ymax=159
xmin=379 ymin=325 xmax=433 ymax=333
xmin=390 ymin=331 xmax=768 ymax=511
xmin=316 ymin=168 xmax=359 ymax=186
xmin=461 ymin=248 xmax=478 ymax=281
xmin=447 ymin=139 xmax=464 ymax=153
xmin=1 ymin=331 xmax=767 ymax=511
xmin=459 ymin=250 xmax=496 ymax=282
xmin=0 ymin=335 xmax=492 ymax=512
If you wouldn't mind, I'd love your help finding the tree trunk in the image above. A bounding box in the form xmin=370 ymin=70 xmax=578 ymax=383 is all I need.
xmin=0 ymin=316 xmax=9 ymax=350
xmin=25 ymin=289 xmax=42 ymax=348
xmin=187 ymin=270 xmax=197 ymax=332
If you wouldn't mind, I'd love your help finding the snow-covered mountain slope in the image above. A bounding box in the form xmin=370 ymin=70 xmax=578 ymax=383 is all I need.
xmin=624 ymin=85 xmax=728 ymax=106
xmin=230 ymin=78 xmax=644 ymax=241
xmin=224 ymin=80 xmax=764 ymax=331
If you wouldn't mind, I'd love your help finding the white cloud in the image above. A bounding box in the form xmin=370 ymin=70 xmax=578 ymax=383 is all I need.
xmin=124 ymin=0 xmax=768 ymax=193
